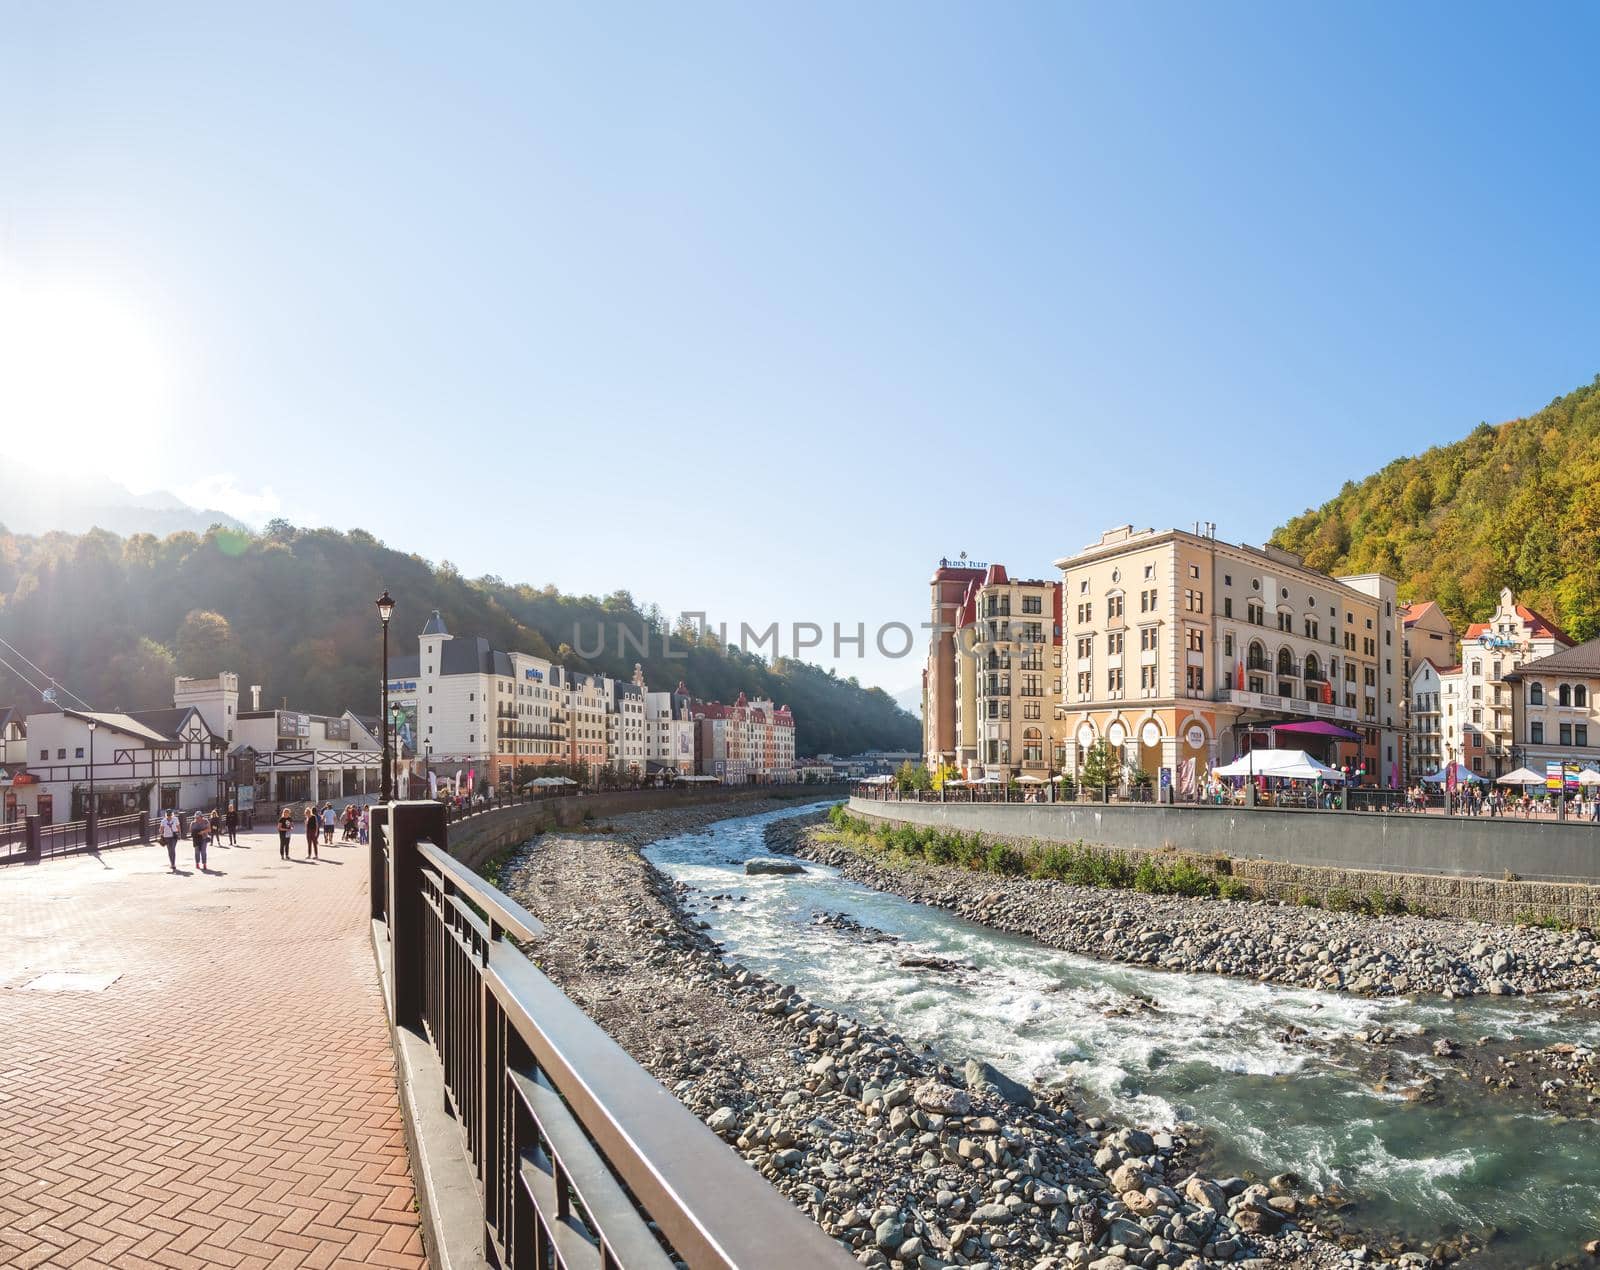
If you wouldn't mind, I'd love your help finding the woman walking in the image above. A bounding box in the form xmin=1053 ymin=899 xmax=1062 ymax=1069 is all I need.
xmin=225 ymin=801 xmax=239 ymax=845
xmin=304 ymin=803 xmax=320 ymax=859
xmin=276 ymin=805 xmax=293 ymax=860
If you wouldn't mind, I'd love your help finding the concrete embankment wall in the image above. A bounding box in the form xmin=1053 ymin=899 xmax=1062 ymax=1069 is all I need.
xmin=849 ymin=797 xmax=1600 ymax=927
xmin=449 ymin=786 xmax=844 ymax=872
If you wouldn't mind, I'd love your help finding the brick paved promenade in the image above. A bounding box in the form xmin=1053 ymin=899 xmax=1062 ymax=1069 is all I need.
xmin=0 ymin=823 xmax=426 ymax=1270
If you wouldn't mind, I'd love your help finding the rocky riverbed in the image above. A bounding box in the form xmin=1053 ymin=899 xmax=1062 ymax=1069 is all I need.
xmin=501 ymin=799 xmax=1381 ymax=1269
xmin=780 ymin=818 xmax=1600 ymax=1001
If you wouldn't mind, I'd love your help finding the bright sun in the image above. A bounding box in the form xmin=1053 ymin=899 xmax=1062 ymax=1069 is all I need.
xmin=0 ymin=264 xmax=176 ymax=487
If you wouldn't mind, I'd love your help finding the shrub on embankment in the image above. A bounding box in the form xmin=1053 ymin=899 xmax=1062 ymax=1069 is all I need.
xmin=824 ymin=805 xmax=1255 ymax=902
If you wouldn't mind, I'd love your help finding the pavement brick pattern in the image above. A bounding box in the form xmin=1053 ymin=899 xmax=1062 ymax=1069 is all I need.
xmin=0 ymin=824 xmax=426 ymax=1269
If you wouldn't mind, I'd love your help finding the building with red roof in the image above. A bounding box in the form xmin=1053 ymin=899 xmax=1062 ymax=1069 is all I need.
xmin=1441 ymin=587 xmax=1572 ymax=779
xmin=690 ymin=690 xmax=797 ymax=783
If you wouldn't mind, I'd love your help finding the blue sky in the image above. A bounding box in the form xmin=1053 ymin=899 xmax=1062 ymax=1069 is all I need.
xmin=3 ymin=3 xmax=1597 ymax=705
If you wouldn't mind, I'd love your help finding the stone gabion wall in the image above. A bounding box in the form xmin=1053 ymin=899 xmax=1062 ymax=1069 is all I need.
xmin=449 ymin=786 xmax=844 ymax=872
xmin=852 ymin=806 xmax=1600 ymax=929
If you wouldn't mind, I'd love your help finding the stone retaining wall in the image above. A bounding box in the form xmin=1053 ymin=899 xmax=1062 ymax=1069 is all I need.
xmin=851 ymin=801 xmax=1600 ymax=927
xmin=449 ymin=785 xmax=845 ymax=871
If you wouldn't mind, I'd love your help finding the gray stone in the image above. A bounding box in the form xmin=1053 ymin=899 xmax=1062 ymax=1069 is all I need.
xmin=745 ymin=857 xmax=806 ymax=875
xmin=963 ymin=1057 xmax=1038 ymax=1109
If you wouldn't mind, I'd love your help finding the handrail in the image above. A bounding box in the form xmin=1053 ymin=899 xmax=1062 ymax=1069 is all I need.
xmin=417 ymin=840 xmax=546 ymax=942
xmin=380 ymin=800 xmax=854 ymax=1269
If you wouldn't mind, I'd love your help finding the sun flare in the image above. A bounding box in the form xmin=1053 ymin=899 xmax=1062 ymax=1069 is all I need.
xmin=0 ymin=265 xmax=176 ymax=486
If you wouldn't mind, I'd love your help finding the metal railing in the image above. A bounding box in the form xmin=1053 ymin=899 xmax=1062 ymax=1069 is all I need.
xmin=373 ymin=802 xmax=851 ymax=1269
xmin=0 ymin=811 xmax=150 ymax=865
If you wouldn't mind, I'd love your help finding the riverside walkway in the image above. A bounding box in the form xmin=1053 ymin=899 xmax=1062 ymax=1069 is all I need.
xmin=0 ymin=823 xmax=425 ymax=1270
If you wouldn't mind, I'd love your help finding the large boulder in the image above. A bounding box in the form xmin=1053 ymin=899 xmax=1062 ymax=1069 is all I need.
xmin=745 ymin=857 xmax=805 ymax=875
xmin=964 ymin=1057 xmax=1037 ymax=1109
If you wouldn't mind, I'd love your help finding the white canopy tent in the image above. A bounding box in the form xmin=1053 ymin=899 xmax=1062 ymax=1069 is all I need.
xmin=672 ymin=774 xmax=722 ymax=784
xmin=526 ymin=776 xmax=578 ymax=787
xmin=858 ymin=774 xmax=894 ymax=785
xmin=1496 ymin=767 xmax=1546 ymax=786
xmin=1421 ymin=764 xmax=1488 ymax=785
xmin=1210 ymin=749 xmax=1346 ymax=782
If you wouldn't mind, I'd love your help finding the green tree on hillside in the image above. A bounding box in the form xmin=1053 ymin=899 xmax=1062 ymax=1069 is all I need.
xmin=1272 ymin=375 xmax=1600 ymax=641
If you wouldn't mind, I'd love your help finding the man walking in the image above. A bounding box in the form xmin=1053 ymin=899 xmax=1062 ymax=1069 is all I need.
xmin=158 ymin=808 xmax=181 ymax=871
xmin=224 ymin=802 xmax=239 ymax=845
xmin=321 ymin=802 xmax=336 ymax=847
xmin=191 ymin=809 xmax=210 ymax=872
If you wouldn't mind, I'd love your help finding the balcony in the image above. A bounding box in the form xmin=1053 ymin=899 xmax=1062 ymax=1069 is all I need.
xmin=1222 ymin=687 xmax=1358 ymax=723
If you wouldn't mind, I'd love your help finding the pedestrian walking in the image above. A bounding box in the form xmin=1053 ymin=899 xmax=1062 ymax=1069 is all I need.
xmin=321 ymin=802 xmax=336 ymax=847
xmin=358 ymin=805 xmax=369 ymax=845
xmin=304 ymin=804 xmax=320 ymax=859
xmin=225 ymin=801 xmax=239 ymax=845
xmin=276 ymin=805 xmax=292 ymax=860
xmin=191 ymin=809 xmax=210 ymax=872
xmin=158 ymin=808 xmax=181 ymax=871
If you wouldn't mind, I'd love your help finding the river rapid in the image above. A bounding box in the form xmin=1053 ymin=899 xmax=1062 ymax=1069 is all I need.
xmin=643 ymin=805 xmax=1600 ymax=1268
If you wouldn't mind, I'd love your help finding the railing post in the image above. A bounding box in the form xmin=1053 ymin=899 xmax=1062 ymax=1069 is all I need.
xmin=24 ymin=814 xmax=40 ymax=864
xmin=370 ymin=804 xmax=390 ymax=923
xmin=139 ymin=810 xmax=150 ymax=844
xmin=389 ymin=799 xmax=448 ymax=1030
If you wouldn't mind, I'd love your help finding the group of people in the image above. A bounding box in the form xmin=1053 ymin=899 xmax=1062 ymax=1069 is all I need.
xmin=155 ymin=803 xmax=239 ymax=872
xmin=274 ymin=802 xmax=370 ymax=860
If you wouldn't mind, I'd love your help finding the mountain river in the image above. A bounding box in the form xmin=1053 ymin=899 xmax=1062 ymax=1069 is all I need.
xmin=643 ymin=805 xmax=1600 ymax=1268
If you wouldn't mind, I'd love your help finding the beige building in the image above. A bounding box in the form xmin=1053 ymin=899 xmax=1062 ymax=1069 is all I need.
xmin=1506 ymin=635 xmax=1600 ymax=780
xmin=1442 ymin=588 xmax=1571 ymax=778
xmin=959 ymin=565 xmax=1066 ymax=780
xmin=1054 ymin=525 xmax=1406 ymax=787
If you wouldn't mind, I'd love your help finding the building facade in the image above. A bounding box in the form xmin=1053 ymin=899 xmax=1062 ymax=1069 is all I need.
xmin=1054 ymin=525 xmax=1406 ymax=786
xmin=386 ymin=610 xmax=570 ymax=786
xmin=923 ymin=558 xmax=988 ymax=770
xmin=1407 ymin=658 xmax=1451 ymax=780
xmin=1443 ymin=588 xmax=1571 ymax=778
xmin=1504 ymin=635 xmax=1600 ymax=782
xmin=693 ymin=692 xmax=797 ymax=783
xmin=962 ymin=565 xmax=1066 ymax=781
xmin=19 ymin=706 xmax=227 ymax=822
xmin=643 ymin=677 xmax=696 ymax=776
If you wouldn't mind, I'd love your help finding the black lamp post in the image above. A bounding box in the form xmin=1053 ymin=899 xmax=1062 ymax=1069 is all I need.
xmin=378 ymin=590 xmax=395 ymax=801
xmin=86 ymin=718 xmax=97 ymax=848
xmin=390 ymin=704 xmax=405 ymax=796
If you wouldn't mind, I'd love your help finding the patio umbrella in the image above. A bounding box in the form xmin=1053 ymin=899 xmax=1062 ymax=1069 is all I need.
xmin=1015 ymin=775 xmax=1046 ymax=784
xmin=1577 ymin=769 xmax=1600 ymax=786
xmin=1496 ymin=767 xmax=1546 ymax=786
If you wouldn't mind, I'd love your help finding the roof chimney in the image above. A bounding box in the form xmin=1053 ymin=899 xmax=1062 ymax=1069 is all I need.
xmin=250 ymin=684 xmax=261 ymax=711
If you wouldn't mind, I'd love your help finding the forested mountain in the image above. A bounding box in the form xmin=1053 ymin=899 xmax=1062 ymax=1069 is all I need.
xmin=1271 ymin=375 xmax=1600 ymax=643
xmin=0 ymin=521 xmax=920 ymax=756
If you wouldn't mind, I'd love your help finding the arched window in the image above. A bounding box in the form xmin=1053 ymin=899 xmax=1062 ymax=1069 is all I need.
xmin=1559 ymin=684 xmax=1572 ymax=707
xmin=1277 ymin=647 xmax=1294 ymax=675
xmin=1248 ymin=640 xmax=1266 ymax=670
xmin=1021 ymin=727 xmax=1043 ymax=763
xmin=1530 ymin=682 xmax=1544 ymax=706
xmin=1304 ymin=653 xmax=1320 ymax=681
xmin=1577 ymin=685 xmax=1589 ymax=708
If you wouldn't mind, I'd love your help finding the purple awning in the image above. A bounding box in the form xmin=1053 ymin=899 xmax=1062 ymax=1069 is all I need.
xmin=1270 ymin=719 xmax=1360 ymax=740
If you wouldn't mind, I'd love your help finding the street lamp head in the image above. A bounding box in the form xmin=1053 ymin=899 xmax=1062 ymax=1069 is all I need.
xmin=87 ymin=719 xmax=97 ymax=732
xmin=376 ymin=589 xmax=396 ymax=626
